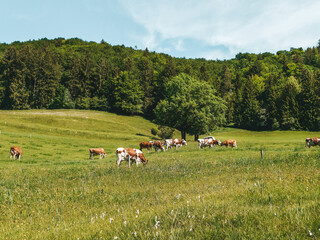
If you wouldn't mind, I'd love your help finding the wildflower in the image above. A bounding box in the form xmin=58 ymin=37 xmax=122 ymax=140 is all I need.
xmin=203 ymin=214 xmax=205 ymax=219
xmin=190 ymin=225 xmax=193 ymax=231
xmin=133 ymin=232 xmax=137 ymax=237
xmin=308 ymin=230 xmax=312 ymax=236
xmin=109 ymin=218 xmax=114 ymax=223
xmin=177 ymin=194 xmax=181 ymax=199
xmin=124 ymin=221 xmax=127 ymax=226
xmin=197 ymin=195 xmax=201 ymax=201
xmin=171 ymin=209 xmax=174 ymax=215
xmin=154 ymin=216 xmax=160 ymax=229
xmin=114 ymin=237 xmax=118 ymax=240
xmin=91 ymin=217 xmax=94 ymax=223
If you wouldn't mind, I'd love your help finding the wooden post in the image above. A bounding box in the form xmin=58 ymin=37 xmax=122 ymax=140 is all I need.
xmin=260 ymin=150 xmax=264 ymax=158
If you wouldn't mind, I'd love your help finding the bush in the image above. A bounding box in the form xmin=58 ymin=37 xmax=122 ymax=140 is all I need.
xmin=157 ymin=125 xmax=174 ymax=139
xmin=151 ymin=127 xmax=158 ymax=136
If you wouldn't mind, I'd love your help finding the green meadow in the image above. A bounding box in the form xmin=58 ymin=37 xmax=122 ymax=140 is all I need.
xmin=0 ymin=110 xmax=319 ymax=239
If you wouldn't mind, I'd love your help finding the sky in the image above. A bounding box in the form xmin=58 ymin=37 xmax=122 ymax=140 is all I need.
xmin=1 ymin=0 xmax=320 ymax=60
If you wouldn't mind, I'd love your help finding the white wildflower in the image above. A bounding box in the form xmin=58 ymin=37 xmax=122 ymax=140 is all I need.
xmin=177 ymin=194 xmax=181 ymax=199
xmin=154 ymin=216 xmax=160 ymax=229
xmin=109 ymin=218 xmax=114 ymax=223
xmin=114 ymin=237 xmax=118 ymax=240
xmin=124 ymin=221 xmax=127 ymax=226
xmin=309 ymin=230 xmax=312 ymax=236
xmin=171 ymin=209 xmax=174 ymax=215
xmin=190 ymin=225 xmax=193 ymax=231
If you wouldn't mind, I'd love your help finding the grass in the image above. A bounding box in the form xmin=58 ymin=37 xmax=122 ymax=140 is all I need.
xmin=0 ymin=109 xmax=319 ymax=239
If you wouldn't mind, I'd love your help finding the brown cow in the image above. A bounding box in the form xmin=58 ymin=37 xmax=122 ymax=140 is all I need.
xmin=89 ymin=148 xmax=106 ymax=160
xmin=116 ymin=147 xmax=148 ymax=167
xmin=306 ymin=137 xmax=320 ymax=148
xmin=10 ymin=146 xmax=22 ymax=160
xmin=153 ymin=141 xmax=165 ymax=152
xmin=221 ymin=139 xmax=237 ymax=148
xmin=139 ymin=142 xmax=153 ymax=153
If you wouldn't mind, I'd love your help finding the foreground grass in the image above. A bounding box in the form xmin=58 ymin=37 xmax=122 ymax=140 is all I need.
xmin=0 ymin=110 xmax=319 ymax=239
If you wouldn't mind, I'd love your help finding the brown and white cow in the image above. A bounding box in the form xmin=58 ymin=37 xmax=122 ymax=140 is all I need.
xmin=89 ymin=148 xmax=106 ymax=160
xmin=10 ymin=146 xmax=22 ymax=160
xmin=306 ymin=137 xmax=320 ymax=148
xmin=165 ymin=138 xmax=187 ymax=150
xmin=221 ymin=139 xmax=237 ymax=148
xmin=116 ymin=148 xmax=148 ymax=167
xmin=198 ymin=138 xmax=221 ymax=149
xmin=139 ymin=142 xmax=153 ymax=153
xmin=153 ymin=141 xmax=165 ymax=152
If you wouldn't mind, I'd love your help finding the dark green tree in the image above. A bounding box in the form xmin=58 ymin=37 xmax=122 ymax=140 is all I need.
xmin=1 ymin=47 xmax=29 ymax=109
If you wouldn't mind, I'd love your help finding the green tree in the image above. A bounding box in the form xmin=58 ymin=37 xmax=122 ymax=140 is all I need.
xmin=1 ymin=47 xmax=30 ymax=109
xmin=239 ymin=76 xmax=261 ymax=129
xmin=279 ymin=76 xmax=301 ymax=130
xmin=154 ymin=73 xmax=226 ymax=140
xmin=107 ymin=71 xmax=143 ymax=115
xmin=298 ymin=68 xmax=320 ymax=130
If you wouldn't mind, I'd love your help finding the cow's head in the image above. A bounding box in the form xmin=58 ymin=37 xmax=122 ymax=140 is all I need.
xmin=182 ymin=139 xmax=187 ymax=145
xmin=306 ymin=138 xmax=311 ymax=148
xmin=217 ymin=140 xmax=221 ymax=146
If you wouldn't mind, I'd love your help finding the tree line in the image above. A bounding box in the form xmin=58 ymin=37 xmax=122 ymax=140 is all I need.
xmin=0 ymin=38 xmax=320 ymax=133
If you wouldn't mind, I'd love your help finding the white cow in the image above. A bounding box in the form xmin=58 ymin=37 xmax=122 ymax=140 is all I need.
xmin=165 ymin=138 xmax=187 ymax=150
xmin=198 ymin=138 xmax=221 ymax=149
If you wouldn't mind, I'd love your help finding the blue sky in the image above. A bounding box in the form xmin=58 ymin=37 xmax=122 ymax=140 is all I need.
xmin=1 ymin=0 xmax=320 ymax=60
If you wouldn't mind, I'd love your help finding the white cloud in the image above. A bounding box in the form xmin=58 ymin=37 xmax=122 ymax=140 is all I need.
xmin=120 ymin=0 xmax=320 ymax=59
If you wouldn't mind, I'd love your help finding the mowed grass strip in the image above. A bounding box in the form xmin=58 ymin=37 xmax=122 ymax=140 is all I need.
xmin=0 ymin=110 xmax=319 ymax=239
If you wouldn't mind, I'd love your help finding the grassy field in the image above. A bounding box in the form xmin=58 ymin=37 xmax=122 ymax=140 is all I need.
xmin=0 ymin=110 xmax=319 ymax=239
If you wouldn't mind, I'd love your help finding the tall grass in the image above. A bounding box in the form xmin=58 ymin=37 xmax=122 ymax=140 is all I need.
xmin=0 ymin=110 xmax=319 ymax=239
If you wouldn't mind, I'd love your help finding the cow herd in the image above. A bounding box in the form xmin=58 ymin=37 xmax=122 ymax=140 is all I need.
xmin=9 ymin=137 xmax=320 ymax=167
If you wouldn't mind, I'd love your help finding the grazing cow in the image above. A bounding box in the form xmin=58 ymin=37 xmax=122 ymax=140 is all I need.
xmin=198 ymin=138 xmax=221 ymax=149
xmin=89 ymin=148 xmax=106 ymax=160
xmin=306 ymin=137 xmax=320 ymax=148
xmin=153 ymin=141 xmax=165 ymax=152
xmin=221 ymin=139 xmax=237 ymax=148
xmin=165 ymin=138 xmax=187 ymax=150
xmin=10 ymin=146 xmax=22 ymax=160
xmin=116 ymin=148 xmax=148 ymax=167
xmin=139 ymin=142 xmax=153 ymax=153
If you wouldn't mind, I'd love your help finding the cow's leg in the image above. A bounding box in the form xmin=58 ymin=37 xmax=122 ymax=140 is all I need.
xmin=128 ymin=156 xmax=131 ymax=168
xmin=18 ymin=154 xmax=21 ymax=160
xmin=100 ymin=154 xmax=102 ymax=159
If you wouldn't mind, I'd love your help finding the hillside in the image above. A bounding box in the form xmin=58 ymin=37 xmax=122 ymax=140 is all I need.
xmin=0 ymin=110 xmax=319 ymax=239
xmin=1 ymin=38 xmax=320 ymax=131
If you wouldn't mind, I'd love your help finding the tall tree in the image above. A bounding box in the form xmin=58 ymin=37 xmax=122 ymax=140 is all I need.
xmin=1 ymin=47 xmax=29 ymax=109
xmin=154 ymin=73 xmax=226 ymax=140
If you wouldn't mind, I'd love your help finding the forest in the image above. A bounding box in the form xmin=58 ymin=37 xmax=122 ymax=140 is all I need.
xmin=0 ymin=37 xmax=320 ymax=131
